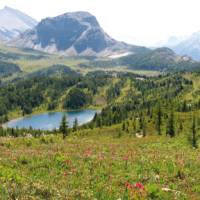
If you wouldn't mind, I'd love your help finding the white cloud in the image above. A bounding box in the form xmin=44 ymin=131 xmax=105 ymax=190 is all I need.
xmin=1 ymin=0 xmax=200 ymax=46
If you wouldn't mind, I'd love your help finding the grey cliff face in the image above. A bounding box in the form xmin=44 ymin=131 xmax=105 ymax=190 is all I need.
xmin=12 ymin=11 xmax=133 ymax=56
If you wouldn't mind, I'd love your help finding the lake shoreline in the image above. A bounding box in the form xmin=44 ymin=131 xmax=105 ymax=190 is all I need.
xmin=4 ymin=109 xmax=100 ymax=131
xmin=7 ymin=104 xmax=103 ymax=122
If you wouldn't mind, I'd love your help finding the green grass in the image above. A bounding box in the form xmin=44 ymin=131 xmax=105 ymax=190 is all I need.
xmin=0 ymin=126 xmax=199 ymax=199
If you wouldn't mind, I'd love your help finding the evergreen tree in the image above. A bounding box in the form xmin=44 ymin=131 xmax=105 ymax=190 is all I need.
xmin=73 ymin=118 xmax=78 ymax=132
xmin=182 ymin=100 xmax=187 ymax=112
xmin=139 ymin=112 xmax=143 ymax=130
xmin=125 ymin=120 xmax=129 ymax=133
xmin=142 ymin=116 xmax=146 ymax=137
xmin=97 ymin=116 xmax=103 ymax=128
xmin=156 ymin=103 xmax=162 ymax=135
xmin=132 ymin=117 xmax=137 ymax=134
xmin=147 ymin=103 xmax=151 ymax=116
xmin=192 ymin=115 xmax=198 ymax=148
xmin=166 ymin=111 xmax=175 ymax=137
xmin=11 ymin=128 xmax=15 ymax=137
xmin=122 ymin=121 xmax=126 ymax=131
xmin=178 ymin=118 xmax=183 ymax=135
xmin=60 ymin=115 xmax=68 ymax=139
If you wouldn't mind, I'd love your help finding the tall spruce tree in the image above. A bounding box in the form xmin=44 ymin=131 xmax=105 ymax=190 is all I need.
xmin=122 ymin=121 xmax=126 ymax=131
xmin=192 ymin=115 xmax=198 ymax=148
xmin=73 ymin=118 xmax=78 ymax=132
xmin=142 ymin=116 xmax=146 ymax=137
xmin=156 ymin=103 xmax=162 ymax=135
xmin=60 ymin=114 xmax=68 ymax=139
xmin=166 ymin=111 xmax=175 ymax=137
xmin=139 ymin=112 xmax=143 ymax=130
xmin=132 ymin=117 xmax=137 ymax=134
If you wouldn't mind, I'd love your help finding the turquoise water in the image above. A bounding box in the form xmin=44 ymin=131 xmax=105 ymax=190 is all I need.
xmin=4 ymin=110 xmax=98 ymax=130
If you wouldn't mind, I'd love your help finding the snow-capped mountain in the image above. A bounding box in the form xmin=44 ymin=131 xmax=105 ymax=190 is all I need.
xmin=0 ymin=6 xmax=37 ymax=41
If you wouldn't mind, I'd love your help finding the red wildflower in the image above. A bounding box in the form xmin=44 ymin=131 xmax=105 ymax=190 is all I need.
xmin=98 ymin=153 xmax=105 ymax=161
xmin=125 ymin=182 xmax=134 ymax=189
xmin=83 ymin=149 xmax=92 ymax=158
xmin=123 ymin=155 xmax=129 ymax=161
xmin=63 ymin=172 xmax=68 ymax=176
xmin=64 ymin=159 xmax=71 ymax=165
xmin=134 ymin=182 xmax=145 ymax=190
xmin=125 ymin=182 xmax=145 ymax=190
xmin=71 ymin=168 xmax=77 ymax=173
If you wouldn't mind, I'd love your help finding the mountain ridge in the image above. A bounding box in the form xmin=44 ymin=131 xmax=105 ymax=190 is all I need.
xmin=155 ymin=32 xmax=200 ymax=61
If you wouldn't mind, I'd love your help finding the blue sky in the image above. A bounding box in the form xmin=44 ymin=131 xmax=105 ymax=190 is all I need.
xmin=1 ymin=0 xmax=200 ymax=46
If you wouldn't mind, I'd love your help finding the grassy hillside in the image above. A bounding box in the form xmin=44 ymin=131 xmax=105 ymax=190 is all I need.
xmin=0 ymin=127 xmax=200 ymax=199
xmin=2 ymin=49 xmax=200 ymax=200
xmin=0 ymin=70 xmax=200 ymax=200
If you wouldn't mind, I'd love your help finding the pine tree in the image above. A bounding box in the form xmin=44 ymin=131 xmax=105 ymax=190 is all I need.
xmin=192 ymin=116 xmax=198 ymax=148
xmin=142 ymin=116 xmax=146 ymax=137
xmin=166 ymin=111 xmax=175 ymax=137
xmin=147 ymin=103 xmax=151 ymax=116
xmin=73 ymin=118 xmax=78 ymax=132
xmin=97 ymin=116 xmax=102 ymax=128
xmin=178 ymin=118 xmax=183 ymax=135
xmin=11 ymin=128 xmax=15 ymax=137
xmin=132 ymin=117 xmax=137 ymax=134
xmin=182 ymin=100 xmax=187 ymax=112
xmin=60 ymin=114 xmax=68 ymax=139
xmin=139 ymin=112 xmax=143 ymax=129
xmin=122 ymin=121 xmax=126 ymax=131
xmin=125 ymin=120 xmax=129 ymax=133
xmin=156 ymin=103 xmax=162 ymax=135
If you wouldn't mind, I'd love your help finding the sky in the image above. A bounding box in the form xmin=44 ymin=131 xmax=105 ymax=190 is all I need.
xmin=0 ymin=0 xmax=200 ymax=46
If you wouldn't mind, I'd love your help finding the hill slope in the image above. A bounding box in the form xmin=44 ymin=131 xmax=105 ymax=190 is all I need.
xmin=81 ymin=48 xmax=200 ymax=71
xmin=0 ymin=60 xmax=21 ymax=77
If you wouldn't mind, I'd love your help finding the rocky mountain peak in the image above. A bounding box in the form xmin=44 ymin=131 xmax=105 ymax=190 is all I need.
xmin=12 ymin=11 xmax=134 ymax=56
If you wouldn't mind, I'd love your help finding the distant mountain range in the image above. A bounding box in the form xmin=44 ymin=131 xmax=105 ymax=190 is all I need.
xmin=171 ymin=32 xmax=200 ymax=61
xmin=0 ymin=6 xmax=199 ymax=71
xmin=1 ymin=6 xmax=200 ymax=61
xmin=0 ymin=6 xmax=37 ymax=41
xmin=156 ymin=32 xmax=200 ymax=61
xmin=154 ymin=36 xmax=187 ymax=48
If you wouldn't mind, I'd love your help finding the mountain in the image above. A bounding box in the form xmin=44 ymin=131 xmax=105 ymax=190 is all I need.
xmin=170 ymin=32 xmax=200 ymax=61
xmin=80 ymin=47 xmax=200 ymax=71
xmin=11 ymin=11 xmax=147 ymax=57
xmin=0 ymin=6 xmax=37 ymax=41
xmin=155 ymin=32 xmax=200 ymax=61
xmin=154 ymin=36 xmax=187 ymax=48
xmin=119 ymin=47 xmax=199 ymax=71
